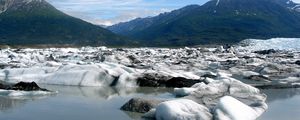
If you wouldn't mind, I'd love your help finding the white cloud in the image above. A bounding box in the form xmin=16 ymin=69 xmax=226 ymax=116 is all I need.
xmin=46 ymin=0 xmax=206 ymax=26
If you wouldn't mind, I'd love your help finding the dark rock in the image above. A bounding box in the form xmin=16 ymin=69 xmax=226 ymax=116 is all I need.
xmin=128 ymin=55 xmax=141 ymax=64
xmin=254 ymin=49 xmax=277 ymax=55
xmin=116 ymin=48 xmax=125 ymax=51
xmin=295 ymin=60 xmax=300 ymax=65
xmin=121 ymin=98 xmax=164 ymax=113
xmin=136 ymin=73 xmax=169 ymax=87
xmin=201 ymin=74 xmax=217 ymax=78
xmin=245 ymin=75 xmax=271 ymax=82
xmin=220 ymin=60 xmax=239 ymax=69
xmin=137 ymin=77 xmax=165 ymax=87
xmin=137 ymin=74 xmax=204 ymax=88
xmin=0 ymin=82 xmax=49 ymax=91
xmin=110 ymin=76 xmax=120 ymax=86
xmin=12 ymin=82 xmax=48 ymax=91
xmin=165 ymin=77 xmax=203 ymax=88
xmin=242 ymin=56 xmax=252 ymax=59
xmin=0 ymin=83 xmax=7 ymax=89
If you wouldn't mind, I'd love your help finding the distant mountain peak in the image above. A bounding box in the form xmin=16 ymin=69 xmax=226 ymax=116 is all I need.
xmin=0 ymin=0 xmax=46 ymax=14
xmin=0 ymin=0 xmax=130 ymax=46
xmin=108 ymin=0 xmax=300 ymax=46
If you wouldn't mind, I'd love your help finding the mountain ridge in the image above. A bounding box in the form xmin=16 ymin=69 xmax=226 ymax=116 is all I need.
xmin=108 ymin=0 xmax=300 ymax=46
xmin=0 ymin=0 xmax=132 ymax=46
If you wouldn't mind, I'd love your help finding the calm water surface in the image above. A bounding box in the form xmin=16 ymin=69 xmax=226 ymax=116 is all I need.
xmin=0 ymin=85 xmax=299 ymax=120
xmin=0 ymin=85 xmax=173 ymax=120
xmin=259 ymin=88 xmax=300 ymax=120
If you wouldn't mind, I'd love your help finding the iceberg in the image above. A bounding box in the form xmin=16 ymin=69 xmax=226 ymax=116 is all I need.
xmin=0 ymin=63 xmax=139 ymax=87
xmin=0 ymin=89 xmax=55 ymax=98
xmin=147 ymin=99 xmax=212 ymax=120
xmin=214 ymin=96 xmax=267 ymax=120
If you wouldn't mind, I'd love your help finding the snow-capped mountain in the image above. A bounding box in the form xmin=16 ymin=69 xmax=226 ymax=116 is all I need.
xmin=274 ymin=0 xmax=300 ymax=12
xmin=0 ymin=0 xmax=44 ymax=14
xmin=108 ymin=0 xmax=300 ymax=46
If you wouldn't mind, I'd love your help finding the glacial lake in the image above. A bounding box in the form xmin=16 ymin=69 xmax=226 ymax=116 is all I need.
xmin=0 ymin=85 xmax=173 ymax=120
xmin=259 ymin=88 xmax=300 ymax=120
xmin=0 ymin=85 xmax=299 ymax=120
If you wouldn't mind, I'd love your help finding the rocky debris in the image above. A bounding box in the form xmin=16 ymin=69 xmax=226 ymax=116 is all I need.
xmin=12 ymin=82 xmax=48 ymax=91
xmin=201 ymin=74 xmax=217 ymax=79
xmin=136 ymin=73 xmax=169 ymax=87
xmin=121 ymin=98 xmax=165 ymax=113
xmin=165 ymin=77 xmax=204 ymax=88
xmin=137 ymin=75 xmax=203 ymax=88
xmin=127 ymin=55 xmax=141 ymax=64
xmin=254 ymin=49 xmax=277 ymax=55
xmin=0 ymin=82 xmax=49 ymax=91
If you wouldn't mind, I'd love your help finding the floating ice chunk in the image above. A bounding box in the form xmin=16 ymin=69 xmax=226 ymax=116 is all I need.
xmin=0 ymin=89 xmax=56 ymax=98
xmin=154 ymin=99 xmax=212 ymax=120
xmin=214 ymin=96 xmax=266 ymax=120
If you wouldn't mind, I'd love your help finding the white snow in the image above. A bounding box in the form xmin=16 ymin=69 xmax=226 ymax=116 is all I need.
xmin=154 ymin=99 xmax=212 ymax=120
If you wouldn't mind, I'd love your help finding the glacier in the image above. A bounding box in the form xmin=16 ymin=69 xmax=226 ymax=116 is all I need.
xmin=238 ymin=38 xmax=300 ymax=51
xmin=0 ymin=38 xmax=299 ymax=119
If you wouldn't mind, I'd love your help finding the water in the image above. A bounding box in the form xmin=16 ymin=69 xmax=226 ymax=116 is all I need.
xmin=0 ymin=85 xmax=173 ymax=120
xmin=0 ymin=85 xmax=299 ymax=120
xmin=259 ymin=88 xmax=300 ymax=120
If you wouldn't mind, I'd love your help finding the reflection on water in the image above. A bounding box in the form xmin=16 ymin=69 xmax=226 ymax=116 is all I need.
xmin=0 ymin=85 xmax=173 ymax=120
xmin=1 ymin=85 xmax=299 ymax=120
xmin=259 ymin=88 xmax=300 ymax=120
xmin=0 ymin=97 xmax=27 ymax=112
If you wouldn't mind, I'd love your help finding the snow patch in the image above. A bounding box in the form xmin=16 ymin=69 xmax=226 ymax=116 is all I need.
xmin=216 ymin=0 xmax=220 ymax=6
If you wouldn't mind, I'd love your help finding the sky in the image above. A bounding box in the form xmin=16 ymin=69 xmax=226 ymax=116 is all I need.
xmin=47 ymin=0 xmax=210 ymax=26
xmin=46 ymin=0 xmax=300 ymax=26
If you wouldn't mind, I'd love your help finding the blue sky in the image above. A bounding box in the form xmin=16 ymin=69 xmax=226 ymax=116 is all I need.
xmin=47 ymin=0 xmax=210 ymax=26
xmin=46 ymin=0 xmax=300 ymax=26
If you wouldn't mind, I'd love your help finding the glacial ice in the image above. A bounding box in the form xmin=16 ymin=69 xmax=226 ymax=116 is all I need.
xmin=0 ymin=38 xmax=299 ymax=119
xmin=153 ymin=99 xmax=212 ymax=120
xmin=0 ymin=64 xmax=138 ymax=87
xmin=214 ymin=96 xmax=266 ymax=120
xmin=146 ymin=78 xmax=267 ymax=120
xmin=238 ymin=38 xmax=300 ymax=51
xmin=0 ymin=89 xmax=55 ymax=98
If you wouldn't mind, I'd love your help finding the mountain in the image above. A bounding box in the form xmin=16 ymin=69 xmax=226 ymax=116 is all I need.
xmin=0 ymin=0 xmax=130 ymax=46
xmin=108 ymin=0 xmax=300 ymax=46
